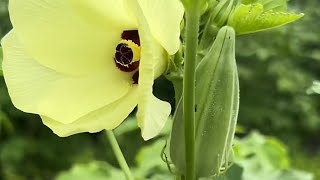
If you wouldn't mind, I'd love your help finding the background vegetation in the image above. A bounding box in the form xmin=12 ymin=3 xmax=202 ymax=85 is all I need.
xmin=0 ymin=0 xmax=319 ymax=179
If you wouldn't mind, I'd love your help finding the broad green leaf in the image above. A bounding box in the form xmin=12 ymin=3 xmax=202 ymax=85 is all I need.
xmin=306 ymin=81 xmax=320 ymax=95
xmin=55 ymin=161 xmax=125 ymax=180
xmin=214 ymin=164 xmax=244 ymax=180
xmin=262 ymin=0 xmax=287 ymax=11
xmin=276 ymin=170 xmax=314 ymax=180
xmin=232 ymin=132 xmax=314 ymax=180
xmin=228 ymin=3 xmax=304 ymax=35
xmin=114 ymin=117 xmax=139 ymax=137
xmin=241 ymin=0 xmax=287 ymax=11
xmin=134 ymin=140 xmax=168 ymax=178
xmin=234 ymin=132 xmax=290 ymax=170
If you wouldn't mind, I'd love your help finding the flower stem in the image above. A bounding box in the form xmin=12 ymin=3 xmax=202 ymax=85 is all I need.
xmin=106 ymin=130 xmax=134 ymax=180
xmin=183 ymin=5 xmax=201 ymax=180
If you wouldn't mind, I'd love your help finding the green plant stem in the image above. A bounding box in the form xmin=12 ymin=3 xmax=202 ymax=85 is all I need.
xmin=106 ymin=130 xmax=134 ymax=180
xmin=176 ymin=175 xmax=186 ymax=180
xmin=183 ymin=6 xmax=201 ymax=180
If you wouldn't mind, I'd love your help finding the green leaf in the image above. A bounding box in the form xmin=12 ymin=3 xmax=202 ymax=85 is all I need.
xmin=277 ymin=170 xmax=314 ymax=180
xmin=113 ymin=117 xmax=139 ymax=137
xmin=0 ymin=47 xmax=3 ymax=76
xmin=55 ymin=161 xmax=125 ymax=180
xmin=134 ymin=140 xmax=168 ymax=178
xmin=234 ymin=132 xmax=290 ymax=170
xmin=306 ymin=81 xmax=320 ymax=95
xmin=0 ymin=110 xmax=14 ymax=134
xmin=214 ymin=164 xmax=244 ymax=180
xmin=233 ymin=132 xmax=314 ymax=180
xmin=241 ymin=0 xmax=287 ymax=11
xmin=228 ymin=3 xmax=304 ymax=35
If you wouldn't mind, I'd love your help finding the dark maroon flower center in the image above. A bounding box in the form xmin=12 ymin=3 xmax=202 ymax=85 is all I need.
xmin=114 ymin=30 xmax=140 ymax=84
xmin=115 ymin=43 xmax=133 ymax=65
xmin=122 ymin=30 xmax=140 ymax=46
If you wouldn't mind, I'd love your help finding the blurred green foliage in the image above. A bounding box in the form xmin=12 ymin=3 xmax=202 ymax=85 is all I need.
xmin=307 ymin=81 xmax=320 ymax=95
xmin=236 ymin=0 xmax=320 ymax=148
xmin=231 ymin=132 xmax=313 ymax=180
xmin=0 ymin=0 xmax=10 ymax=37
xmin=0 ymin=0 xmax=319 ymax=179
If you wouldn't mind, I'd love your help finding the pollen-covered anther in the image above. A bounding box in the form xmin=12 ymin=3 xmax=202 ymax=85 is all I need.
xmin=114 ymin=40 xmax=141 ymax=72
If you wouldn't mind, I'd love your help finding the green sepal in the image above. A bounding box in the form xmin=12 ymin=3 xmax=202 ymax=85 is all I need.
xmin=180 ymin=0 xmax=206 ymax=12
xmin=199 ymin=0 xmax=236 ymax=58
xmin=0 ymin=47 xmax=3 ymax=76
xmin=170 ymin=26 xmax=239 ymax=178
xmin=228 ymin=3 xmax=304 ymax=35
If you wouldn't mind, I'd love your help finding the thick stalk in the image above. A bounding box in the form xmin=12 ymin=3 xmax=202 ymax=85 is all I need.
xmin=183 ymin=6 xmax=200 ymax=180
xmin=106 ymin=130 xmax=134 ymax=180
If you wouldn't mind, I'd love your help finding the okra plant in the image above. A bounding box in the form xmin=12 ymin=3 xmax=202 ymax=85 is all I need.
xmin=0 ymin=0 xmax=303 ymax=179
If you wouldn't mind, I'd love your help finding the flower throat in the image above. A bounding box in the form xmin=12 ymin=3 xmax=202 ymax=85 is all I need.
xmin=114 ymin=30 xmax=140 ymax=84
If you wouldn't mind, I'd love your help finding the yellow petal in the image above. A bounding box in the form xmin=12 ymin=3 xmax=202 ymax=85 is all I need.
xmin=137 ymin=95 xmax=171 ymax=140
xmin=41 ymin=89 xmax=138 ymax=137
xmin=70 ymin=0 xmax=137 ymax=29
xmin=1 ymin=31 xmax=133 ymax=123
xmin=138 ymin=0 xmax=184 ymax=55
xmin=9 ymin=0 xmax=135 ymax=75
xmin=128 ymin=0 xmax=172 ymax=140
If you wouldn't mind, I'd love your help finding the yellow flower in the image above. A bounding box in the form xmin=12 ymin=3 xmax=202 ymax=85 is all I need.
xmin=1 ymin=0 xmax=184 ymax=140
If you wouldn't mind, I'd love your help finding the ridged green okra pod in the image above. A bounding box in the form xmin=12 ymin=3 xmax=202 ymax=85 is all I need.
xmin=170 ymin=26 xmax=239 ymax=178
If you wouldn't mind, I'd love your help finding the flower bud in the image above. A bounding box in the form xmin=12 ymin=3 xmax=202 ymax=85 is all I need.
xmin=170 ymin=26 xmax=239 ymax=178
